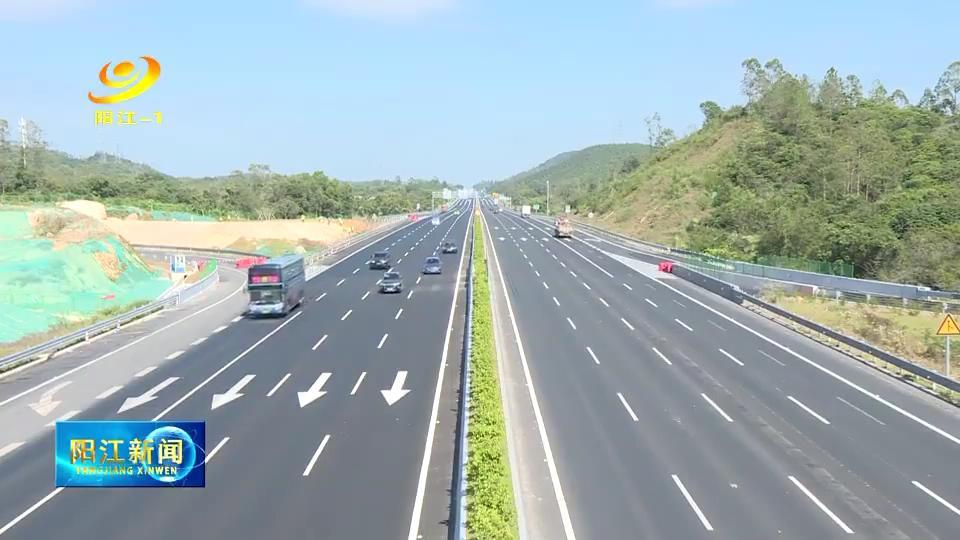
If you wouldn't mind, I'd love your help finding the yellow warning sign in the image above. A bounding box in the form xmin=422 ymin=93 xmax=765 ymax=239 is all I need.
xmin=936 ymin=313 xmax=960 ymax=336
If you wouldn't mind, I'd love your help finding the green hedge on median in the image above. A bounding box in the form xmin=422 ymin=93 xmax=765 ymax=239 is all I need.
xmin=467 ymin=213 xmax=519 ymax=539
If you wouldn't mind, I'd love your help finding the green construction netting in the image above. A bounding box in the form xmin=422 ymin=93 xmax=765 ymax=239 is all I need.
xmin=0 ymin=210 xmax=171 ymax=344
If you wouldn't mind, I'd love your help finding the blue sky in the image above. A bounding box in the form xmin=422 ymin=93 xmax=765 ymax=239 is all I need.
xmin=1 ymin=0 xmax=958 ymax=185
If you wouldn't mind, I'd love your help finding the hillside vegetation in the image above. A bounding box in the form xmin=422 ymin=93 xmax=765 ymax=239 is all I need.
xmin=492 ymin=59 xmax=960 ymax=290
xmin=0 ymin=133 xmax=459 ymax=219
xmin=481 ymin=143 xmax=652 ymax=208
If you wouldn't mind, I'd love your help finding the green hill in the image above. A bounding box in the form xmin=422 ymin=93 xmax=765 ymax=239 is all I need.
xmin=494 ymin=59 xmax=960 ymax=290
xmin=481 ymin=143 xmax=653 ymax=209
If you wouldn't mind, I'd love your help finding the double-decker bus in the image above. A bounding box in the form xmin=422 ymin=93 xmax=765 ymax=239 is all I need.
xmin=246 ymin=254 xmax=305 ymax=316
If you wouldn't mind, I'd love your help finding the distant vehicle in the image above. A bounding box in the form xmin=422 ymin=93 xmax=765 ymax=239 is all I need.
xmin=379 ymin=271 xmax=403 ymax=293
xmin=521 ymin=205 xmax=531 ymax=218
xmin=247 ymin=254 xmax=305 ymax=316
xmin=369 ymin=250 xmax=391 ymax=270
xmin=423 ymin=256 xmax=442 ymax=275
xmin=554 ymin=215 xmax=573 ymax=238
xmin=493 ymin=205 xmax=501 ymax=214
xmin=441 ymin=241 xmax=458 ymax=254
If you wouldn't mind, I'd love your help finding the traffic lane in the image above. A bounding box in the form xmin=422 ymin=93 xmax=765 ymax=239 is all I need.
xmin=0 ymin=211 xmax=469 ymax=538
xmin=490 ymin=211 xmax=870 ymax=539
xmin=521 ymin=221 xmax=960 ymax=537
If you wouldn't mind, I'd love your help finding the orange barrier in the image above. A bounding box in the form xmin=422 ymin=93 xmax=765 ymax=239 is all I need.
xmin=235 ymin=256 xmax=268 ymax=269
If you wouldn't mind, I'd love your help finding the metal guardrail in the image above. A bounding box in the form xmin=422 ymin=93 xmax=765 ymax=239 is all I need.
xmin=814 ymin=289 xmax=960 ymax=315
xmin=741 ymin=290 xmax=960 ymax=394
xmin=452 ymin=215 xmax=475 ymax=540
xmin=0 ymin=263 xmax=221 ymax=371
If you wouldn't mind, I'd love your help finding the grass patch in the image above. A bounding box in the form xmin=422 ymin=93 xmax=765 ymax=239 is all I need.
xmin=467 ymin=213 xmax=519 ymax=539
xmin=0 ymin=300 xmax=152 ymax=361
xmin=185 ymin=258 xmax=218 ymax=284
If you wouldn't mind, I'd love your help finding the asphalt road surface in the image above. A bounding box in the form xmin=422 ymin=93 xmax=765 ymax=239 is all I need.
xmin=482 ymin=201 xmax=960 ymax=540
xmin=0 ymin=199 xmax=473 ymax=540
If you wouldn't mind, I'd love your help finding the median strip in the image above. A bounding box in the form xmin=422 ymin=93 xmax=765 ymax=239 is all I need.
xmin=467 ymin=213 xmax=519 ymax=539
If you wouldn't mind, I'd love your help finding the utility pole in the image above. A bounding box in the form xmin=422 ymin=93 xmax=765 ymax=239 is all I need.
xmin=546 ymin=180 xmax=550 ymax=215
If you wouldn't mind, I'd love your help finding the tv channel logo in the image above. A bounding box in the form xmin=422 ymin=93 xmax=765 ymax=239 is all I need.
xmin=88 ymin=56 xmax=161 ymax=104
xmin=55 ymin=421 xmax=205 ymax=487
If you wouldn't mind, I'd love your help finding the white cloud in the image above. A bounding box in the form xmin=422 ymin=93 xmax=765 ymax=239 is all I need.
xmin=302 ymin=0 xmax=453 ymax=19
xmin=0 ymin=0 xmax=93 ymax=21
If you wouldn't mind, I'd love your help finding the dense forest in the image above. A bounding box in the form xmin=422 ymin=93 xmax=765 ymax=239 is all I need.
xmin=0 ymin=131 xmax=459 ymax=219
xmin=491 ymin=59 xmax=960 ymax=290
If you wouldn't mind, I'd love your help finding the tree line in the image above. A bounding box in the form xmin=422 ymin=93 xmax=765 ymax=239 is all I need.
xmin=0 ymin=130 xmax=459 ymax=219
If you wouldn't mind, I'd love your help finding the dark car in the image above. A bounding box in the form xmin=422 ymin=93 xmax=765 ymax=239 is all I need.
xmin=422 ymin=256 xmax=442 ymax=275
xmin=369 ymin=250 xmax=391 ymax=270
xmin=441 ymin=242 xmax=458 ymax=254
xmin=379 ymin=271 xmax=403 ymax=293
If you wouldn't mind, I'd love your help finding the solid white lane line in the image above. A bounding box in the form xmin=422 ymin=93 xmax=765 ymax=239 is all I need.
xmin=652 ymin=347 xmax=672 ymax=366
xmin=341 ymin=310 xmax=352 ymax=321
xmin=622 ymin=283 xmax=633 ymax=291
xmin=674 ymin=319 xmax=693 ymax=332
xmin=212 ymin=325 xmax=228 ymax=334
xmin=617 ymin=393 xmax=639 ymax=422
xmin=542 ymin=281 xmax=549 ymax=290
xmin=789 ymin=476 xmax=854 ymax=534
xmin=407 ymin=290 xmax=414 ymax=299
xmin=95 ymin=385 xmax=123 ymax=400
xmin=644 ymin=298 xmax=658 ymax=307
xmin=836 ymin=397 xmax=886 ymax=426
xmin=718 ymin=348 xmax=744 ymax=367
xmin=480 ymin=210 xmax=576 ymax=540
xmin=350 ymin=372 xmax=367 ymax=395
xmin=154 ymin=311 xmax=302 ymax=421
xmin=707 ymin=320 xmax=726 ymax=331
xmin=231 ymin=316 xmax=242 ymax=323
xmin=336 ymin=278 xmax=345 ymax=286
xmin=46 ymin=410 xmax=80 ymax=427
xmin=135 ymin=366 xmax=156 ymax=377
xmin=395 ymin=308 xmax=404 ymax=320
xmin=700 ymin=393 xmax=734 ymax=423
xmin=0 ymin=442 xmax=24 ymax=459
xmin=267 ymin=373 xmax=291 ymax=397
xmin=191 ymin=337 xmax=206 ymax=346
xmin=552 ymin=296 xmax=560 ymax=306
xmin=311 ymin=334 xmax=328 ymax=351
xmin=204 ymin=437 xmax=230 ymax=464
xmin=788 ymin=396 xmax=831 ymax=425
xmin=566 ymin=317 xmax=577 ymax=330
xmin=672 ymin=475 xmax=714 ymax=531
xmin=362 ymin=291 xmax=370 ymax=300
xmin=586 ymin=347 xmax=599 ymax=365
xmin=315 ymin=292 xmax=327 ymax=302
xmin=353 ymin=268 xmax=360 ymax=274
xmin=582 ymin=282 xmax=591 ymax=290
xmin=598 ymin=297 xmax=610 ymax=307
xmin=303 ymin=434 xmax=330 ymax=476
xmin=758 ymin=349 xmax=786 ymax=366
xmin=166 ymin=351 xmax=184 ymax=360
xmin=378 ymin=333 xmax=389 ymax=349
xmin=621 ymin=318 xmax=635 ymax=331
xmin=912 ymin=480 xmax=960 ymax=517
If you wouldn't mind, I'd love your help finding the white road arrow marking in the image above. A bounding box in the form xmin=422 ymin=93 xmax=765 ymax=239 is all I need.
xmin=211 ymin=374 xmax=255 ymax=410
xmin=28 ymin=381 xmax=71 ymax=417
xmin=298 ymin=373 xmax=331 ymax=408
xmin=117 ymin=377 xmax=178 ymax=413
xmin=381 ymin=370 xmax=410 ymax=406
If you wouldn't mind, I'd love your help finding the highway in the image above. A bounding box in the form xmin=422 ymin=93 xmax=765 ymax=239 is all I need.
xmin=482 ymin=201 xmax=960 ymax=540
xmin=0 ymin=199 xmax=473 ymax=540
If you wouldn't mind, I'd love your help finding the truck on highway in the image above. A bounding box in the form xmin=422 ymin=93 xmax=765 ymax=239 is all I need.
xmin=521 ymin=205 xmax=531 ymax=218
xmin=553 ymin=215 xmax=573 ymax=238
xmin=246 ymin=254 xmax=305 ymax=316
